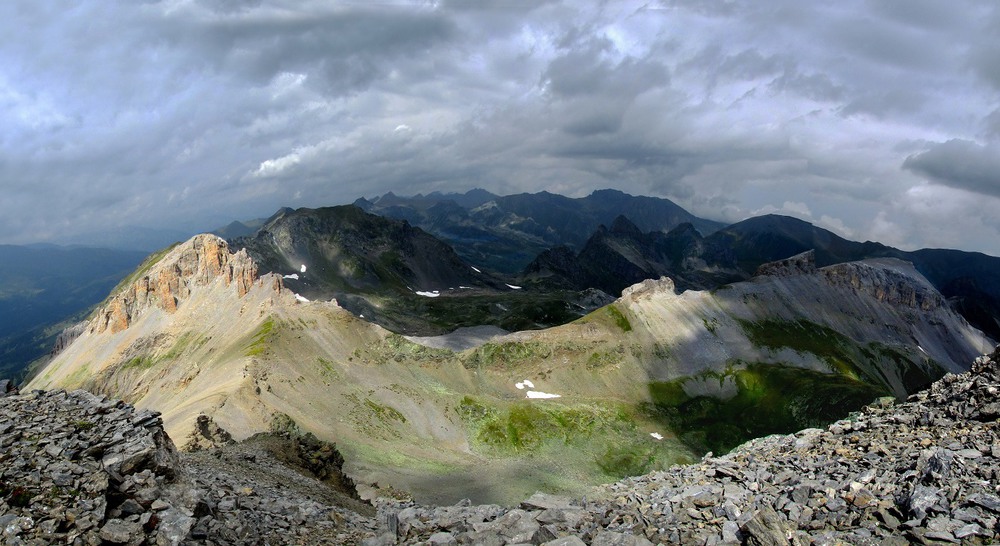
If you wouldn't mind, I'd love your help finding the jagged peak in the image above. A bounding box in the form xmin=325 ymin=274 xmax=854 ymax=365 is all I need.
xmin=609 ymin=215 xmax=643 ymax=237
xmin=90 ymin=234 xmax=278 ymax=335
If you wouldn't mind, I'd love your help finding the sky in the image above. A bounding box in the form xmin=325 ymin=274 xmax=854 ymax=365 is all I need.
xmin=2 ymin=1 xmax=1000 ymax=255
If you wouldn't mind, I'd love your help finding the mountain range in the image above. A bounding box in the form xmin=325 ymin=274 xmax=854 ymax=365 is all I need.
xmin=360 ymin=188 xmax=1000 ymax=341
xmin=24 ymin=234 xmax=991 ymax=504
xmin=7 ymin=188 xmax=1000 ymax=505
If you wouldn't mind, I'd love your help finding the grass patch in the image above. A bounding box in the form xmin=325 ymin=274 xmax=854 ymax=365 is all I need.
xmin=736 ymin=318 xmax=876 ymax=381
xmin=244 ymin=318 xmax=276 ymax=357
xmin=586 ymin=344 xmax=625 ymax=370
xmin=463 ymin=341 xmax=551 ymax=370
xmin=121 ymin=356 xmax=156 ymax=371
xmin=596 ymin=442 xmax=656 ymax=478
xmin=364 ymin=399 xmax=407 ymax=424
xmin=648 ymin=362 xmax=886 ymax=455
xmin=606 ymin=305 xmax=632 ymax=332
xmin=459 ymin=397 xmax=631 ymax=453
xmin=372 ymin=334 xmax=453 ymax=365
xmin=457 ymin=396 xmax=693 ymax=480
xmin=346 ymin=393 xmax=407 ymax=439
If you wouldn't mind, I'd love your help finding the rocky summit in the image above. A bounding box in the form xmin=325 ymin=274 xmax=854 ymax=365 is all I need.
xmin=4 ymin=349 xmax=1000 ymax=544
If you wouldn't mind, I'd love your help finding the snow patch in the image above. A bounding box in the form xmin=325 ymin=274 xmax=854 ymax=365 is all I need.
xmin=300 ymin=264 xmax=307 ymax=273
xmin=506 ymin=284 xmax=522 ymax=290
xmin=526 ymin=391 xmax=561 ymax=399
xmin=416 ymin=291 xmax=441 ymax=298
xmin=283 ymin=273 xmax=299 ymax=280
xmin=471 ymin=266 xmax=481 ymax=273
xmin=650 ymin=432 xmax=664 ymax=441
xmin=514 ymin=379 xmax=535 ymax=390
xmin=294 ymin=293 xmax=310 ymax=303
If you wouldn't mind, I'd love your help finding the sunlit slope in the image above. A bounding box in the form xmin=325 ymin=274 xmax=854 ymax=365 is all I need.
xmin=27 ymin=238 xmax=990 ymax=504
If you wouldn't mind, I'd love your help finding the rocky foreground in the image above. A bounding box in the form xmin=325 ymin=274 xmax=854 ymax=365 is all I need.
xmin=3 ymin=350 xmax=1000 ymax=545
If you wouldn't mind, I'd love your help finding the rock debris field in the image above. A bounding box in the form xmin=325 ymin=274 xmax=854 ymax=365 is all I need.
xmin=3 ymin=349 xmax=1000 ymax=545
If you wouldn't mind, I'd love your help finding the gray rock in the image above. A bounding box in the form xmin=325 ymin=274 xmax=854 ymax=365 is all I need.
xmin=99 ymin=519 xmax=141 ymax=544
xmin=591 ymin=530 xmax=655 ymax=546
xmin=741 ymin=506 xmax=790 ymax=546
xmin=521 ymin=492 xmax=574 ymax=511
xmin=541 ymin=537 xmax=587 ymax=546
xmin=428 ymin=531 xmax=458 ymax=546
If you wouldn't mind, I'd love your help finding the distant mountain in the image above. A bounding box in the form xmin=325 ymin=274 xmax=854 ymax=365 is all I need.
xmin=522 ymin=217 xmax=742 ymax=295
xmin=360 ymin=188 xmax=727 ymax=274
xmin=0 ymin=245 xmax=148 ymax=380
xmin=704 ymin=215 xmax=1000 ymax=340
xmin=230 ymin=205 xmax=605 ymax=335
xmin=211 ymin=208 xmax=294 ymax=240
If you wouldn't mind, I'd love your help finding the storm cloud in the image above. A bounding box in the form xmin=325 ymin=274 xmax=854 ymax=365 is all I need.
xmin=1 ymin=0 xmax=1000 ymax=255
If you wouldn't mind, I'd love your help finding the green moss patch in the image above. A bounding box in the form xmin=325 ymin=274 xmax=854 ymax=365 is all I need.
xmin=649 ymin=362 xmax=886 ymax=455
xmin=456 ymin=396 xmax=695 ymax=481
xmin=244 ymin=318 xmax=276 ymax=357
xmin=463 ymin=341 xmax=552 ymax=370
xmin=606 ymin=305 xmax=632 ymax=332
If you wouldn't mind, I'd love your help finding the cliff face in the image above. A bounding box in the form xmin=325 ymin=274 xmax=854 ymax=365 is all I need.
xmin=92 ymin=235 xmax=268 ymax=334
xmin=820 ymin=258 xmax=944 ymax=311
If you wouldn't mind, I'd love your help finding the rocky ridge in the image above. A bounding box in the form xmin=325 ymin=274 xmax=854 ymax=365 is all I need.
xmin=0 ymin=387 xmax=375 ymax=545
xmin=91 ymin=235 xmax=270 ymax=335
xmin=5 ymin=349 xmax=1000 ymax=544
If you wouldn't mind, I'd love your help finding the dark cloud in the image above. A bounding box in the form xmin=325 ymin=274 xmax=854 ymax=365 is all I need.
xmin=903 ymin=140 xmax=1000 ymax=198
xmin=0 ymin=0 xmax=999 ymax=257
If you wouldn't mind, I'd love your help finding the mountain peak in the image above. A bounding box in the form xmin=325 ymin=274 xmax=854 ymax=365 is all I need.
xmin=91 ymin=234 xmax=273 ymax=334
xmin=609 ymin=215 xmax=643 ymax=237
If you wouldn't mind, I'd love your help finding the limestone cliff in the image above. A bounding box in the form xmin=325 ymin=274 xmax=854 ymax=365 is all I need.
xmin=91 ymin=235 xmax=270 ymax=334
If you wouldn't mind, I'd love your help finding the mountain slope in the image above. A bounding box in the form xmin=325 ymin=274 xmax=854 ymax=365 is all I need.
xmin=230 ymin=205 xmax=606 ymax=335
xmin=26 ymin=236 xmax=989 ymax=505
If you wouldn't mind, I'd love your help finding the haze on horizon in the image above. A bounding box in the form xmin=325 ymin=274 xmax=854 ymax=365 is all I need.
xmin=2 ymin=1 xmax=1000 ymax=255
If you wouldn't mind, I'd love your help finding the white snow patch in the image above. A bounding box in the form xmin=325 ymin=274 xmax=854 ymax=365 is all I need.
xmin=506 ymin=284 xmax=522 ymax=290
xmin=526 ymin=391 xmax=561 ymax=399
xmin=918 ymin=345 xmax=927 ymax=355
xmin=471 ymin=266 xmax=481 ymax=273
xmin=515 ymin=379 xmax=535 ymax=390
xmin=416 ymin=291 xmax=441 ymax=298
xmin=283 ymin=273 xmax=299 ymax=280
xmin=300 ymin=264 xmax=307 ymax=273
xmin=294 ymin=293 xmax=310 ymax=303
xmin=359 ymin=314 xmax=364 ymax=318
xmin=459 ymin=286 xmax=472 ymax=289
xmin=650 ymin=432 xmax=664 ymax=441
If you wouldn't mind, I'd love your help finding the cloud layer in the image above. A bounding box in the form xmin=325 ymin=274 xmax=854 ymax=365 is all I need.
xmin=2 ymin=0 xmax=1000 ymax=255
